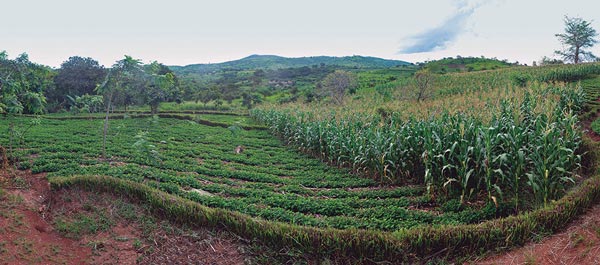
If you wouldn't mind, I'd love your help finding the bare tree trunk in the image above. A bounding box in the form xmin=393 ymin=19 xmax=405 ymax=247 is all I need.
xmin=575 ymin=46 xmax=580 ymax=64
xmin=102 ymin=92 xmax=113 ymax=159
xmin=150 ymin=103 xmax=159 ymax=115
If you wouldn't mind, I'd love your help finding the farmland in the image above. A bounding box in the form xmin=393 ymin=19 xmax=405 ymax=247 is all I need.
xmin=251 ymin=64 xmax=595 ymax=210
xmin=2 ymin=115 xmax=499 ymax=232
xmin=2 ymin=62 xmax=600 ymax=263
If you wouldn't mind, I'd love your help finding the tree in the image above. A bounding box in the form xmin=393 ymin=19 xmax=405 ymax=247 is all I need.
xmin=51 ymin=56 xmax=106 ymax=111
xmin=413 ymin=69 xmax=434 ymax=102
xmin=241 ymin=91 xmax=262 ymax=109
xmin=0 ymin=52 xmax=49 ymax=115
xmin=555 ymin=16 xmax=598 ymax=64
xmin=0 ymin=52 xmax=49 ymax=166
xmin=539 ymin=56 xmax=564 ymax=66
xmin=318 ymin=70 xmax=357 ymax=105
xmin=96 ymin=55 xmax=144 ymax=159
xmin=139 ymin=61 xmax=179 ymax=114
xmin=251 ymin=69 xmax=265 ymax=86
xmin=195 ymin=86 xmax=218 ymax=107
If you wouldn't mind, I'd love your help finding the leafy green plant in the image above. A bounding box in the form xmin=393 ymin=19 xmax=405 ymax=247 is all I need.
xmin=132 ymin=131 xmax=161 ymax=166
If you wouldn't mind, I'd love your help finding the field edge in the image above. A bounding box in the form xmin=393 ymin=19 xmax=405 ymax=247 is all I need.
xmin=48 ymin=142 xmax=600 ymax=263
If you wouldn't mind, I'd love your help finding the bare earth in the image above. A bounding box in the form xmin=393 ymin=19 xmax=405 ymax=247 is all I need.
xmin=0 ymin=170 xmax=247 ymax=264
xmin=3 ymin=169 xmax=600 ymax=264
xmin=475 ymin=204 xmax=600 ymax=264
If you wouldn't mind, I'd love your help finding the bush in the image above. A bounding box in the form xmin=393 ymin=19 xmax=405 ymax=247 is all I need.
xmin=511 ymin=73 xmax=530 ymax=87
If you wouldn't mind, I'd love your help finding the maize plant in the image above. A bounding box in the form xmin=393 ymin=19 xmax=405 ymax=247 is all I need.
xmin=252 ymin=83 xmax=584 ymax=206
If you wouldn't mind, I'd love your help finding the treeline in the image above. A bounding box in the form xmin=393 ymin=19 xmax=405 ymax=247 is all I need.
xmin=0 ymin=52 xmax=51 ymax=114
xmin=176 ymin=64 xmax=347 ymax=108
xmin=0 ymin=52 xmax=180 ymax=115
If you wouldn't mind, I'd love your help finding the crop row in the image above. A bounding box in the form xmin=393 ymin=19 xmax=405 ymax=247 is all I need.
xmin=0 ymin=115 xmax=507 ymax=231
xmin=252 ymin=84 xmax=585 ymax=208
xmin=47 ymin=156 xmax=600 ymax=262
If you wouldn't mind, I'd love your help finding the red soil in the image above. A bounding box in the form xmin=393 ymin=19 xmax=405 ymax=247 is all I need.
xmin=0 ymin=171 xmax=91 ymax=264
xmin=0 ymin=170 xmax=247 ymax=264
xmin=476 ymin=204 xmax=600 ymax=264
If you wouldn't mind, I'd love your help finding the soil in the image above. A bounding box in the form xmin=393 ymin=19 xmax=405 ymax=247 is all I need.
xmin=0 ymin=171 xmax=91 ymax=264
xmin=475 ymin=204 xmax=600 ymax=265
xmin=0 ymin=170 xmax=248 ymax=264
xmin=3 ymin=156 xmax=600 ymax=264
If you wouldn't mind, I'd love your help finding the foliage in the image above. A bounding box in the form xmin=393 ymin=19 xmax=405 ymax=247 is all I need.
xmin=96 ymin=55 xmax=145 ymax=158
xmin=3 ymin=50 xmax=600 ymax=262
xmin=194 ymin=86 xmax=219 ymax=107
xmin=555 ymin=16 xmax=598 ymax=64
xmin=317 ymin=70 xmax=357 ymax=104
xmin=0 ymin=52 xmax=50 ymax=164
xmin=241 ymin=91 xmax=262 ymax=109
xmin=422 ymin=56 xmax=514 ymax=73
xmin=50 ymin=56 xmax=106 ymax=111
xmin=539 ymin=56 xmax=564 ymax=66
xmin=132 ymin=130 xmax=161 ymax=166
xmin=171 ymin=54 xmax=411 ymax=75
xmin=96 ymin=55 xmax=145 ymax=108
xmin=172 ymin=55 xmax=415 ymax=110
xmin=47 ymin=155 xmax=600 ymax=263
xmin=413 ymin=69 xmax=434 ymax=101
xmin=0 ymin=52 xmax=50 ymax=115
xmin=252 ymin=72 xmax=586 ymax=207
xmin=139 ymin=61 xmax=180 ymax=114
xmin=66 ymin=94 xmax=104 ymax=114
xmin=591 ymin=117 xmax=600 ymax=135
xmin=0 ymin=115 xmax=510 ymax=231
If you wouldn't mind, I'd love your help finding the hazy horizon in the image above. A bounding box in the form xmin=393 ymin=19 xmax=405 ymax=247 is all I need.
xmin=3 ymin=0 xmax=600 ymax=68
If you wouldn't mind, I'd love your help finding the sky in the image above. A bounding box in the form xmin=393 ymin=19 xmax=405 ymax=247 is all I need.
xmin=2 ymin=0 xmax=600 ymax=67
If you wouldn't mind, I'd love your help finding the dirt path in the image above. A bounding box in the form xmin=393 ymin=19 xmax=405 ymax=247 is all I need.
xmin=475 ymin=204 xmax=600 ymax=264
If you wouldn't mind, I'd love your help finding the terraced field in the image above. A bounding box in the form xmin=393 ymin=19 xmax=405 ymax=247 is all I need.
xmin=1 ymin=115 xmax=509 ymax=233
xmin=4 ymin=64 xmax=600 ymax=262
xmin=581 ymin=75 xmax=600 ymax=118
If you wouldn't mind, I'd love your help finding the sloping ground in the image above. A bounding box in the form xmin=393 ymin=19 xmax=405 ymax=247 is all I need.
xmin=472 ymin=74 xmax=600 ymax=264
xmin=0 ymin=171 xmax=90 ymax=264
xmin=476 ymin=204 xmax=600 ymax=264
xmin=0 ymin=170 xmax=248 ymax=264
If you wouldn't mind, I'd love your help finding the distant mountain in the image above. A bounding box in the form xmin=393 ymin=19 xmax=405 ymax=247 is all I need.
xmin=170 ymin=55 xmax=411 ymax=74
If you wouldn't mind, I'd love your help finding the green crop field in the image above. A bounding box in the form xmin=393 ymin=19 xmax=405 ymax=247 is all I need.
xmin=4 ymin=3 xmax=600 ymax=263
xmin=1 ymin=115 xmax=510 ymax=232
xmin=3 ymin=62 xmax=600 ymax=263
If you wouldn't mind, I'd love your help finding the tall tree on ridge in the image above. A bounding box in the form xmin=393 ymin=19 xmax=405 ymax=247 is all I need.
xmin=555 ymin=16 xmax=598 ymax=64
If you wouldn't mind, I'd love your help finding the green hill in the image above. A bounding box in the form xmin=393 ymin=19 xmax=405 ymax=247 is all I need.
xmin=422 ymin=56 xmax=515 ymax=74
xmin=170 ymin=55 xmax=411 ymax=74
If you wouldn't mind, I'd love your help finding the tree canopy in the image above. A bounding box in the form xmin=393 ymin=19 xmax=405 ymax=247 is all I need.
xmin=0 ymin=52 xmax=51 ymax=115
xmin=139 ymin=61 xmax=180 ymax=114
xmin=96 ymin=56 xmax=181 ymax=114
xmin=555 ymin=16 xmax=598 ymax=64
xmin=50 ymin=56 xmax=106 ymax=111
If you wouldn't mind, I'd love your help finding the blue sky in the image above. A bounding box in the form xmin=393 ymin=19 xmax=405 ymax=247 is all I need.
xmin=2 ymin=0 xmax=600 ymax=67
